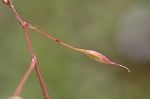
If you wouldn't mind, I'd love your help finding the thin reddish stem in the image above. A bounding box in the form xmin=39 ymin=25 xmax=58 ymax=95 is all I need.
xmin=9 ymin=1 xmax=24 ymax=25
xmin=3 ymin=0 xmax=50 ymax=98
xmin=22 ymin=22 xmax=50 ymax=99
xmin=22 ymin=25 xmax=35 ymax=58
xmin=28 ymin=25 xmax=80 ymax=51
xmin=34 ymin=63 xmax=50 ymax=99
xmin=13 ymin=59 xmax=35 ymax=96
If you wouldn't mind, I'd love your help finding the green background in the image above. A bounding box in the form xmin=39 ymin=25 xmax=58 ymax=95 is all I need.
xmin=0 ymin=0 xmax=150 ymax=99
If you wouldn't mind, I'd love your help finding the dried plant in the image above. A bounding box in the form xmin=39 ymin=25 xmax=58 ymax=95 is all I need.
xmin=2 ymin=0 xmax=130 ymax=99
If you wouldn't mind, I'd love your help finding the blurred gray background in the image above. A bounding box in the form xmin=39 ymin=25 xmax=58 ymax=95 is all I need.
xmin=0 ymin=0 xmax=150 ymax=99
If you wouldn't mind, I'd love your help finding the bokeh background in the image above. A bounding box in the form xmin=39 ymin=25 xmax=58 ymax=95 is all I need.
xmin=1 ymin=0 xmax=150 ymax=99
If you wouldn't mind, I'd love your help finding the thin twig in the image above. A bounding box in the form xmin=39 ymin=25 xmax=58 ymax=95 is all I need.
xmin=13 ymin=59 xmax=35 ymax=96
xmin=2 ymin=0 xmax=50 ymax=98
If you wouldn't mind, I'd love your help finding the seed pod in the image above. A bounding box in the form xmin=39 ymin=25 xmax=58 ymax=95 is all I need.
xmin=78 ymin=49 xmax=130 ymax=73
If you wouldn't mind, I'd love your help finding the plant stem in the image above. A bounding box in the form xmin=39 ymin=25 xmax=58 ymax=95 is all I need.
xmin=2 ymin=0 xmax=130 ymax=98
xmin=13 ymin=59 xmax=35 ymax=96
xmin=34 ymin=63 xmax=50 ymax=99
xmin=28 ymin=25 xmax=81 ymax=51
xmin=4 ymin=0 xmax=50 ymax=98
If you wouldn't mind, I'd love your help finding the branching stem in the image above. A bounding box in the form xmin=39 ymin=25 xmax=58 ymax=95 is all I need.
xmin=2 ymin=0 xmax=130 ymax=98
xmin=3 ymin=0 xmax=50 ymax=99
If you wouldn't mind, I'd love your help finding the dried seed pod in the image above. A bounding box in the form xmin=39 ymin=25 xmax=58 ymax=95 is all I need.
xmin=78 ymin=49 xmax=130 ymax=73
xmin=2 ymin=0 xmax=10 ymax=5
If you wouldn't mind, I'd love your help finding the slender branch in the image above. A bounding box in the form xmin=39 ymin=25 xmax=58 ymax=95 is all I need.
xmin=23 ymin=24 xmax=35 ymax=58
xmin=13 ymin=59 xmax=35 ymax=96
xmin=34 ymin=63 xmax=50 ymax=99
xmin=2 ymin=0 xmax=50 ymax=98
xmin=22 ymin=24 xmax=50 ymax=99
xmin=28 ymin=25 xmax=79 ymax=51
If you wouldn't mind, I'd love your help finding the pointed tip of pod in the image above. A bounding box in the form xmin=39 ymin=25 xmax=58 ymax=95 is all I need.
xmin=111 ymin=62 xmax=130 ymax=73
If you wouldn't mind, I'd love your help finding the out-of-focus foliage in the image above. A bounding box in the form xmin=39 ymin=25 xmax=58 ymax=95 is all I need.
xmin=0 ymin=0 xmax=150 ymax=99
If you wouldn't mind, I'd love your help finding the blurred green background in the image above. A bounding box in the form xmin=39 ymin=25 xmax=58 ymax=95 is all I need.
xmin=1 ymin=0 xmax=150 ymax=99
